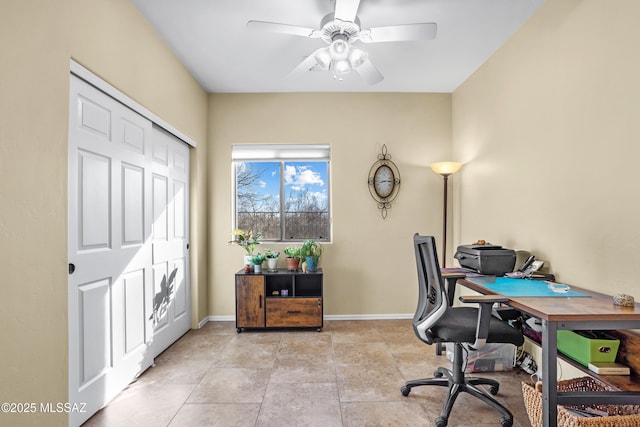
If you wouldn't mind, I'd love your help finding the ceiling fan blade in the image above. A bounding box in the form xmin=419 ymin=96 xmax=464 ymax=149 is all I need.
xmin=287 ymin=47 xmax=330 ymax=79
xmin=360 ymin=23 xmax=437 ymax=43
xmin=333 ymin=0 xmax=361 ymax=23
xmin=247 ymin=20 xmax=320 ymax=38
xmin=355 ymin=58 xmax=384 ymax=85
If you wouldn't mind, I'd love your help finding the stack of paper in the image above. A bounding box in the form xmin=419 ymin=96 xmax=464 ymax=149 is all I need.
xmin=587 ymin=362 xmax=630 ymax=375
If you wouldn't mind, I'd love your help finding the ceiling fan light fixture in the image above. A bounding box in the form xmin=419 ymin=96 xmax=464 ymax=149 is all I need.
xmin=251 ymin=0 xmax=434 ymax=85
xmin=348 ymin=48 xmax=367 ymax=68
xmin=314 ymin=48 xmax=332 ymax=69
xmin=329 ymin=39 xmax=350 ymax=60
xmin=333 ymin=58 xmax=352 ymax=75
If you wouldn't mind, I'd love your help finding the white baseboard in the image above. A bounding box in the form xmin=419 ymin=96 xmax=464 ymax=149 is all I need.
xmin=324 ymin=313 xmax=413 ymax=320
xmin=202 ymin=315 xmax=235 ymax=325
xmin=197 ymin=313 xmax=412 ymax=328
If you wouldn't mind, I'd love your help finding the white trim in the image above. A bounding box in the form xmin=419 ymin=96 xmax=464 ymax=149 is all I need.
xmin=232 ymin=144 xmax=330 ymax=160
xmin=203 ymin=315 xmax=236 ymax=324
xmin=197 ymin=313 xmax=413 ymax=327
xmin=324 ymin=313 xmax=413 ymax=321
xmin=70 ymin=60 xmax=197 ymax=148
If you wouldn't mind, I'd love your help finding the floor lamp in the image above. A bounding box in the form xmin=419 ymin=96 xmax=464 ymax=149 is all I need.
xmin=430 ymin=162 xmax=462 ymax=268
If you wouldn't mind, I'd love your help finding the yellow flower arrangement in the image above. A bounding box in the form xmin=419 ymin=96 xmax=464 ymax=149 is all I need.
xmin=229 ymin=229 xmax=261 ymax=255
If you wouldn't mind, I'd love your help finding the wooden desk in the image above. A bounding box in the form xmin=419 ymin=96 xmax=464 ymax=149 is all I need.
xmin=459 ymin=277 xmax=640 ymax=427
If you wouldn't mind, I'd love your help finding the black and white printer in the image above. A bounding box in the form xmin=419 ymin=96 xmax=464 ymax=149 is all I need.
xmin=454 ymin=241 xmax=516 ymax=276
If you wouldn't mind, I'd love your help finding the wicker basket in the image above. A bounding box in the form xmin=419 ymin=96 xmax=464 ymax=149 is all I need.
xmin=522 ymin=377 xmax=640 ymax=427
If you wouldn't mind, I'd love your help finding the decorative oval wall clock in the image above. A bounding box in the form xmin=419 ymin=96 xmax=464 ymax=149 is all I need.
xmin=367 ymin=144 xmax=401 ymax=219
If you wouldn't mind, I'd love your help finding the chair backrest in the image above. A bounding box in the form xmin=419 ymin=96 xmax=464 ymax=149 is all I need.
xmin=412 ymin=234 xmax=448 ymax=344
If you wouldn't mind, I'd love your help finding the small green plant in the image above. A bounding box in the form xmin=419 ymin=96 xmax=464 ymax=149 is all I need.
xmin=300 ymin=239 xmax=322 ymax=258
xmin=250 ymin=253 xmax=266 ymax=265
xmin=283 ymin=246 xmax=300 ymax=258
xmin=264 ymin=249 xmax=280 ymax=259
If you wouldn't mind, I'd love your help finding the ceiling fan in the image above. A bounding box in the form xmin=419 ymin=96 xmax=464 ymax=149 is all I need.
xmin=247 ymin=0 xmax=437 ymax=85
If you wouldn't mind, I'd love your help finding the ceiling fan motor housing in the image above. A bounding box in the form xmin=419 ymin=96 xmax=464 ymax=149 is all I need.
xmin=319 ymin=13 xmax=361 ymax=44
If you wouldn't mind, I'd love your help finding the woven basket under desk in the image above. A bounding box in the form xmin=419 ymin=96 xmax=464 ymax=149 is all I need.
xmin=522 ymin=376 xmax=640 ymax=427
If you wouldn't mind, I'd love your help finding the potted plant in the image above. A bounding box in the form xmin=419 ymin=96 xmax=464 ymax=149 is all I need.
xmin=250 ymin=253 xmax=266 ymax=274
xmin=283 ymin=246 xmax=301 ymax=271
xmin=229 ymin=228 xmax=261 ymax=268
xmin=300 ymin=239 xmax=322 ymax=272
xmin=264 ymin=249 xmax=280 ymax=271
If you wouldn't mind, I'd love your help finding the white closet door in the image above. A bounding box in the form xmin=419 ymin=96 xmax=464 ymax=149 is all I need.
xmin=68 ymin=76 xmax=190 ymax=426
xmin=148 ymin=125 xmax=191 ymax=357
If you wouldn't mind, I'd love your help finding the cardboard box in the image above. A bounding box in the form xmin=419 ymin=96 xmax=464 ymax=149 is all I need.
xmin=557 ymin=330 xmax=620 ymax=367
xmin=446 ymin=343 xmax=516 ymax=373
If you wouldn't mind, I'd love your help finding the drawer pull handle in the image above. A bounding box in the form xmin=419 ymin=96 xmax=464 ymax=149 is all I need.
xmin=259 ymin=295 xmax=263 ymax=308
xmin=287 ymin=310 xmax=302 ymax=314
xmin=599 ymin=346 xmax=611 ymax=353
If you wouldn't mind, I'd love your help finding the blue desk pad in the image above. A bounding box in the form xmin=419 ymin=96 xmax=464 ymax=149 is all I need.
xmin=466 ymin=276 xmax=591 ymax=298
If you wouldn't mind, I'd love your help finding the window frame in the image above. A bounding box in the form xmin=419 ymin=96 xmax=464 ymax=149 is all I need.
xmin=232 ymin=144 xmax=331 ymax=243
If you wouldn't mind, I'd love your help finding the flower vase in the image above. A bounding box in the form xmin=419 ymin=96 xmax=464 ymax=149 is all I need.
xmin=244 ymin=255 xmax=253 ymax=272
xmin=266 ymin=257 xmax=278 ymax=271
xmin=254 ymin=263 xmax=262 ymax=274
xmin=305 ymin=256 xmax=318 ymax=272
xmin=286 ymin=257 xmax=300 ymax=271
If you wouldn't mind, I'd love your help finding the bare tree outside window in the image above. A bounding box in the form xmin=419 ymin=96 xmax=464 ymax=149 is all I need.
xmin=235 ymin=160 xmax=329 ymax=241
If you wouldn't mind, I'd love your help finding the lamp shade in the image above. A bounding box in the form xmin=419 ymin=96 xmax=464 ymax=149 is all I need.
xmin=430 ymin=161 xmax=462 ymax=177
xmin=348 ymin=48 xmax=367 ymax=68
xmin=314 ymin=47 xmax=332 ymax=69
xmin=329 ymin=39 xmax=350 ymax=60
xmin=333 ymin=59 xmax=351 ymax=74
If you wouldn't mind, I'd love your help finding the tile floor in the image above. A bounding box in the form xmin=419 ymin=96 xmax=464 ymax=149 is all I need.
xmin=84 ymin=319 xmax=533 ymax=426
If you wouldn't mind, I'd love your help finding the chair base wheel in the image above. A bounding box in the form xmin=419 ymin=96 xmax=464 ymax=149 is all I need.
xmin=489 ymin=384 xmax=499 ymax=395
xmin=435 ymin=416 xmax=448 ymax=427
xmin=500 ymin=417 xmax=513 ymax=427
xmin=400 ymin=385 xmax=411 ymax=396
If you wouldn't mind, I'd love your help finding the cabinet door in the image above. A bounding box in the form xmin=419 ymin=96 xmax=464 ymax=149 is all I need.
xmin=236 ymin=275 xmax=265 ymax=328
xmin=266 ymin=298 xmax=322 ymax=328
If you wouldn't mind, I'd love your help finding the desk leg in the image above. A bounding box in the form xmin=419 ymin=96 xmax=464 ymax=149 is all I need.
xmin=541 ymin=320 xmax=558 ymax=427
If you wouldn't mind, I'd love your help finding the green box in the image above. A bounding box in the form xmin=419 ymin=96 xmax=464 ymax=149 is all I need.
xmin=557 ymin=330 xmax=620 ymax=367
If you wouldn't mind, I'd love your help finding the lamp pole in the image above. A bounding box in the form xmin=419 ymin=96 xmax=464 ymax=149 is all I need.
xmin=430 ymin=162 xmax=463 ymax=268
xmin=441 ymin=174 xmax=449 ymax=268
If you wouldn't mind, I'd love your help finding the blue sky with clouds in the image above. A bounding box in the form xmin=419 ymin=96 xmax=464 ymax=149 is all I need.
xmin=249 ymin=161 xmax=328 ymax=208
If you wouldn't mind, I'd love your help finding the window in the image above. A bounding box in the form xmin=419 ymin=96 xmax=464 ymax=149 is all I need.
xmin=232 ymin=144 xmax=330 ymax=241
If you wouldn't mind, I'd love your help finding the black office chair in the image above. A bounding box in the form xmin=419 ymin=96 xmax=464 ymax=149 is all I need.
xmin=401 ymin=234 xmax=524 ymax=427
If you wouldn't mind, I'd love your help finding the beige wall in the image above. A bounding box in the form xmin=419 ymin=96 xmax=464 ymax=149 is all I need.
xmin=0 ymin=1 xmax=207 ymax=426
xmin=208 ymin=93 xmax=452 ymax=317
xmin=452 ymin=0 xmax=640 ymax=294
xmin=6 ymin=0 xmax=638 ymax=423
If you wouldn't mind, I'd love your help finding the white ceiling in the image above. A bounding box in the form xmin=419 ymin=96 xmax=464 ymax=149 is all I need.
xmin=130 ymin=0 xmax=545 ymax=93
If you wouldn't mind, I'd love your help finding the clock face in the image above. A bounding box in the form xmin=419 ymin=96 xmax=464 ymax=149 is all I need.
xmin=373 ymin=165 xmax=395 ymax=199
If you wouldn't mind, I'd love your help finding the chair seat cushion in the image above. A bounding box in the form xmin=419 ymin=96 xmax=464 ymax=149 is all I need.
xmin=431 ymin=307 xmax=524 ymax=346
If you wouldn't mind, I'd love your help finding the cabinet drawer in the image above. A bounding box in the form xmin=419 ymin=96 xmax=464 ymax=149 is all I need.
xmin=266 ymin=298 xmax=322 ymax=328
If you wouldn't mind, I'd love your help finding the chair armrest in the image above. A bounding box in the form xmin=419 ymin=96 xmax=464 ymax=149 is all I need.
xmin=442 ymin=274 xmax=465 ymax=306
xmin=458 ymin=294 xmax=509 ymax=349
xmin=442 ymin=273 xmax=465 ymax=306
xmin=459 ymin=294 xmax=508 ymax=304
xmin=441 ymin=272 xmax=467 ymax=280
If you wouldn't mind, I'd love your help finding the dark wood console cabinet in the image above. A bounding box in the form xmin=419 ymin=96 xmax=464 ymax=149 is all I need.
xmin=235 ymin=269 xmax=323 ymax=332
